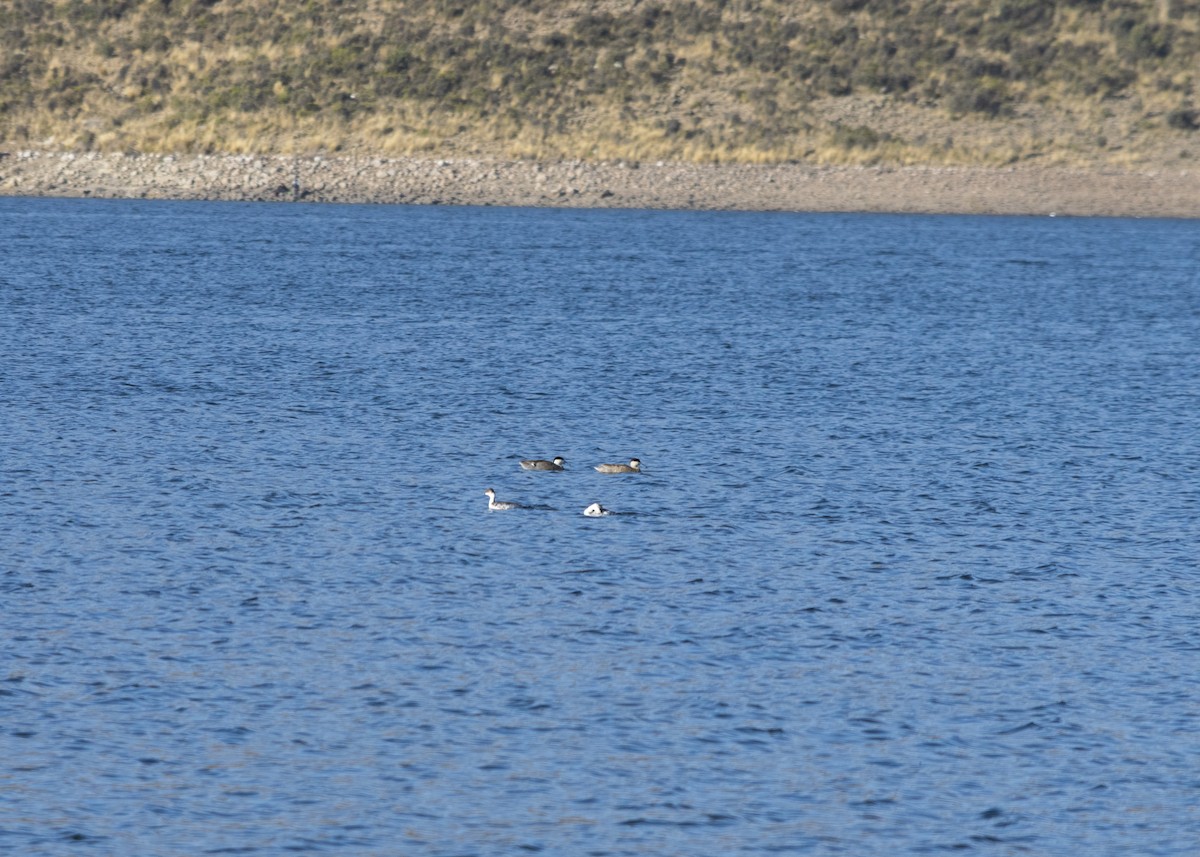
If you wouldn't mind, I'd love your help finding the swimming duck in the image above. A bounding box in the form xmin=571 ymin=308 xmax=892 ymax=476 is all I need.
xmin=583 ymin=502 xmax=612 ymax=517
xmin=520 ymin=456 xmax=565 ymax=471
xmin=594 ymin=458 xmax=641 ymax=474
xmin=484 ymin=488 xmax=525 ymax=511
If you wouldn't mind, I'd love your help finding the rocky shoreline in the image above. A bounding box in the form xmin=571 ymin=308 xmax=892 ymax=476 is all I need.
xmin=1 ymin=150 xmax=1197 ymax=218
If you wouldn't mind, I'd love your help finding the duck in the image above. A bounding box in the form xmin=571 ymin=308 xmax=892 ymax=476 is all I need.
xmin=582 ymin=502 xmax=612 ymax=517
xmin=594 ymin=458 xmax=641 ymax=474
xmin=520 ymin=456 xmax=565 ymax=471
xmin=484 ymin=488 xmax=525 ymax=511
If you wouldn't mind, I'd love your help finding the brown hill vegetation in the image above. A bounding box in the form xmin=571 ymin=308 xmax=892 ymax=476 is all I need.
xmin=2 ymin=0 xmax=1197 ymax=166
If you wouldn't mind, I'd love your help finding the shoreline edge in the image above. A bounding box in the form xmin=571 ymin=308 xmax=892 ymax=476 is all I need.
xmin=2 ymin=151 xmax=1197 ymax=218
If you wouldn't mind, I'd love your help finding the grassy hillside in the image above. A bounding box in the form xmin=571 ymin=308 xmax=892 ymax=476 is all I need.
xmin=2 ymin=0 xmax=1197 ymax=166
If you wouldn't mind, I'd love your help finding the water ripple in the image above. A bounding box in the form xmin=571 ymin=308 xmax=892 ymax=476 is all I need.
xmin=2 ymin=200 xmax=1198 ymax=855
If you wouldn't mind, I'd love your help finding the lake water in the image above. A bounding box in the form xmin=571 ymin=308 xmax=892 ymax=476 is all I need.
xmin=2 ymin=197 xmax=1198 ymax=855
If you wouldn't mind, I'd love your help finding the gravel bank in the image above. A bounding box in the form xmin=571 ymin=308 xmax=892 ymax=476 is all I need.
xmin=2 ymin=150 xmax=1197 ymax=218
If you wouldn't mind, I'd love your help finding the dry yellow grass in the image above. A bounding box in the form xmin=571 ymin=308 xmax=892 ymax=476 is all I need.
xmin=1 ymin=0 xmax=1196 ymax=167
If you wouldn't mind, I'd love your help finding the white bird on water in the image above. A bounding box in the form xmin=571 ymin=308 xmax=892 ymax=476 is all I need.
xmin=594 ymin=458 xmax=641 ymax=474
xmin=520 ymin=456 xmax=565 ymax=471
xmin=583 ymin=502 xmax=612 ymax=517
xmin=484 ymin=488 xmax=525 ymax=511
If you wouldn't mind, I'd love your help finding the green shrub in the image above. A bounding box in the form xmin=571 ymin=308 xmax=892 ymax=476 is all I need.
xmin=831 ymin=124 xmax=886 ymax=149
xmin=1116 ymin=22 xmax=1173 ymax=61
xmin=1167 ymin=108 xmax=1198 ymax=131
xmin=948 ymin=78 xmax=1010 ymax=117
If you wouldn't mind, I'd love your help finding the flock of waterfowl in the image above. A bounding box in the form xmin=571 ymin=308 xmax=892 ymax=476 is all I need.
xmin=485 ymin=457 xmax=642 ymax=516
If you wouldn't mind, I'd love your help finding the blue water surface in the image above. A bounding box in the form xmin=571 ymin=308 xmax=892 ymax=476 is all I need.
xmin=1 ymin=197 xmax=1198 ymax=856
